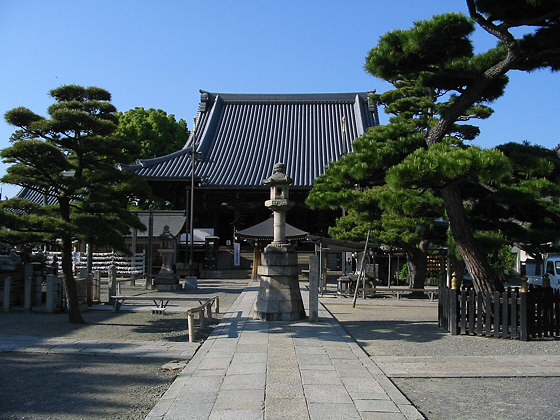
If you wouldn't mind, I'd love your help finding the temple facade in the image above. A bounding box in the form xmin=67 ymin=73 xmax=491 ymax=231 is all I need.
xmin=120 ymin=90 xmax=378 ymax=269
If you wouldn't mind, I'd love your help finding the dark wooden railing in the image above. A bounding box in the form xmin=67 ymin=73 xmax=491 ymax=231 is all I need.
xmin=438 ymin=285 xmax=560 ymax=341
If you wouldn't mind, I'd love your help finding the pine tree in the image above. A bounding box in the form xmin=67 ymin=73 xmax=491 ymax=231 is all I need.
xmin=364 ymin=2 xmax=560 ymax=293
xmin=1 ymin=85 xmax=147 ymax=323
xmin=307 ymin=123 xmax=445 ymax=288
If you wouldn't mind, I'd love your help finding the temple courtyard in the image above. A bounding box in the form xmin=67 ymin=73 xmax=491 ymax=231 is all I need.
xmin=0 ymin=278 xmax=559 ymax=419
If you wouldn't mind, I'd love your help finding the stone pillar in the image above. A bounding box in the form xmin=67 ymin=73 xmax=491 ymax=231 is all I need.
xmin=253 ymin=163 xmax=306 ymax=321
xmin=32 ymin=262 xmax=43 ymax=306
xmin=24 ymin=263 xmax=33 ymax=311
xmin=308 ymin=255 xmax=319 ymax=322
xmin=93 ymin=270 xmax=101 ymax=302
xmin=46 ymin=274 xmax=63 ymax=313
xmin=108 ymin=265 xmax=117 ymax=303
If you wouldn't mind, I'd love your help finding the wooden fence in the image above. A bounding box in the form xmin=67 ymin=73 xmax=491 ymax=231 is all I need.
xmin=438 ymin=285 xmax=560 ymax=341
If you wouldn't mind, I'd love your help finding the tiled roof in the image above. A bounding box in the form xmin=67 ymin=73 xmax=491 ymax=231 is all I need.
xmin=14 ymin=187 xmax=59 ymax=206
xmin=121 ymin=90 xmax=379 ymax=188
xmin=235 ymin=217 xmax=308 ymax=241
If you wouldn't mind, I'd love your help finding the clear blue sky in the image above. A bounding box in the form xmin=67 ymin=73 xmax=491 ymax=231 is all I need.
xmin=1 ymin=0 xmax=559 ymax=199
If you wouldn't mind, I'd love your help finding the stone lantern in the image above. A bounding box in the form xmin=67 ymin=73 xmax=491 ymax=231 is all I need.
xmin=264 ymin=163 xmax=293 ymax=246
xmin=154 ymin=225 xmax=181 ymax=291
xmin=253 ymin=163 xmax=306 ymax=321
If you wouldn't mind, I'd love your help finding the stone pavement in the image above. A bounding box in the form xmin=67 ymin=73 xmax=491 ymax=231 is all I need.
xmin=146 ymin=285 xmax=423 ymax=420
xmin=0 ymin=334 xmax=199 ymax=360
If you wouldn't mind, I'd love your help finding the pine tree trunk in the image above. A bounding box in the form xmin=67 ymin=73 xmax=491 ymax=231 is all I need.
xmin=59 ymin=196 xmax=85 ymax=324
xmin=440 ymin=184 xmax=504 ymax=293
xmin=61 ymin=235 xmax=85 ymax=324
xmin=404 ymin=241 xmax=428 ymax=290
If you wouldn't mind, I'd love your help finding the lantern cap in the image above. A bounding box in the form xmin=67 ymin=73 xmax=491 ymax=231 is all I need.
xmin=263 ymin=162 xmax=293 ymax=186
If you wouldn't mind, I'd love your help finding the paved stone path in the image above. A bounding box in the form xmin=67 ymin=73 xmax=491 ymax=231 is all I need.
xmin=0 ymin=334 xmax=198 ymax=360
xmin=147 ymin=285 xmax=423 ymax=420
xmin=374 ymin=354 xmax=560 ymax=378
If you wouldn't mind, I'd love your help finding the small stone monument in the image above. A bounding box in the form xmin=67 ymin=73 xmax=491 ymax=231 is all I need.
xmin=154 ymin=225 xmax=181 ymax=291
xmin=253 ymin=163 xmax=306 ymax=321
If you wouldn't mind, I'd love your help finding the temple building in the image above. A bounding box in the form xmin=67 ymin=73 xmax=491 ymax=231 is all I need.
xmin=121 ymin=90 xmax=378 ymax=264
xmin=15 ymin=90 xmax=379 ymax=272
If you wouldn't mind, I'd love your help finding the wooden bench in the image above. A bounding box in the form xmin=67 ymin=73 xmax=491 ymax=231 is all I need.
xmin=110 ymin=294 xmax=220 ymax=313
xmin=337 ymin=283 xmax=438 ymax=302
xmin=110 ymin=294 xmax=220 ymax=342
xmin=360 ymin=287 xmax=438 ymax=301
xmin=186 ymin=299 xmax=218 ymax=343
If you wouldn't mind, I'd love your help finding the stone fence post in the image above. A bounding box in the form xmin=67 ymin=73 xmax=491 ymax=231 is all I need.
xmin=24 ymin=263 xmax=33 ymax=311
xmin=93 ymin=270 xmax=101 ymax=303
xmin=108 ymin=265 xmax=117 ymax=303
xmin=46 ymin=274 xmax=63 ymax=313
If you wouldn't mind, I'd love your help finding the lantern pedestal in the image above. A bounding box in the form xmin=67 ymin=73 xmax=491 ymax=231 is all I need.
xmin=253 ymin=244 xmax=306 ymax=321
xmin=253 ymin=163 xmax=306 ymax=321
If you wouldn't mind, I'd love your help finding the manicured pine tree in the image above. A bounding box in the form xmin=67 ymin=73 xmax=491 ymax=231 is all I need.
xmin=307 ymin=123 xmax=446 ymax=289
xmin=364 ymin=1 xmax=560 ymax=293
xmin=1 ymin=85 xmax=148 ymax=323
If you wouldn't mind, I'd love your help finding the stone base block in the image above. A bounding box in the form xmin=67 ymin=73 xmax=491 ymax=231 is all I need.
xmin=253 ymin=273 xmax=305 ymax=321
xmin=155 ymin=283 xmax=182 ymax=292
xmin=253 ymin=243 xmax=305 ymax=321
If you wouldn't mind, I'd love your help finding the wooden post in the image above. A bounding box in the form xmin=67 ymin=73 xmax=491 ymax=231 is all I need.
xmin=493 ymin=291 xmax=501 ymax=338
xmin=187 ymin=311 xmax=195 ymax=343
xmin=520 ymin=279 xmax=529 ymax=341
xmin=437 ymin=286 xmax=443 ymax=327
xmin=215 ymin=296 xmax=219 ymax=314
xmin=485 ymin=293 xmax=492 ymax=337
xmin=199 ymin=309 xmax=205 ymax=329
xmin=147 ymin=205 xmax=154 ymax=289
xmin=476 ymin=293 xmax=483 ymax=336
xmin=502 ymin=289 xmax=510 ymax=339
xmin=511 ymin=288 xmax=518 ymax=339
xmin=206 ymin=301 xmax=212 ymax=321
xmin=450 ymin=273 xmax=458 ymax=335
xmin=460 ymin=289 xmax=467 ymax=334
xmin=468 ymin=289 xmax=475 ymax=335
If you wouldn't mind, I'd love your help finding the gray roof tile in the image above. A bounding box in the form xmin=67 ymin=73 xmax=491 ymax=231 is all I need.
xmin=121 ymin=91 xmax=378 ymax=188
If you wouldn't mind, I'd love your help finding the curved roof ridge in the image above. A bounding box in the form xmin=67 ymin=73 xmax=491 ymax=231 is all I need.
xmin=200 ymin=90 xmax=372 ymax=103
xmin=121 ymin=147 xmax=192 ymax=170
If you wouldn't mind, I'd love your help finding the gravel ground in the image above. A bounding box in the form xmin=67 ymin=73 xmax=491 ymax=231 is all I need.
xmin=393 ymin=377 xmax=560 ymax=420
xmin=0 ymin=353 xmax=176 ymax=420
xmin=324 ymin=296 xmax=560 ymax=356
xmin=324 ymin=295 xmax=560 ymax=420
xmin=0 ymin=278 xmax=248 ymax=420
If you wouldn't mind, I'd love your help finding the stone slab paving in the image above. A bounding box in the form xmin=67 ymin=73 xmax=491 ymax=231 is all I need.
xmin=0 ymin=334 xmax=198 ymax=360
xmin=146 ymin=285 xmax=423 ymax=420
xmin=374 ymin=354 xmax=560 ymax=378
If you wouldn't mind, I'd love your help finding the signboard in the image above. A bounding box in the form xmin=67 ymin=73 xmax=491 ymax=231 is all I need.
xmin=233 ymin=242 xmax=241 ymax=267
